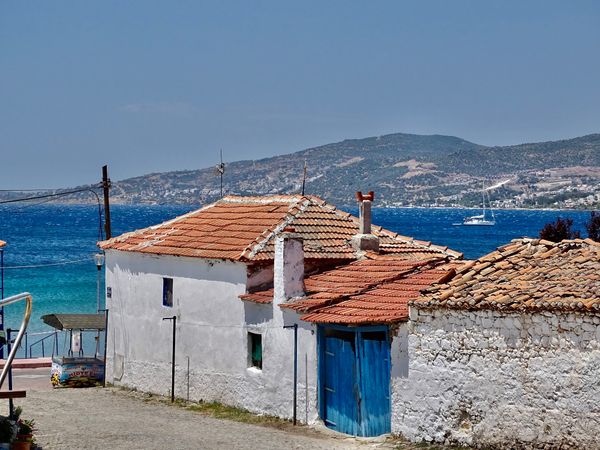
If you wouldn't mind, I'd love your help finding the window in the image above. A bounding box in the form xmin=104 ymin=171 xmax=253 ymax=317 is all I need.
xmin=248 ymin=332 xmax=262 ymax=369
xmin=162 ymin=278 xmax=173 ymax=307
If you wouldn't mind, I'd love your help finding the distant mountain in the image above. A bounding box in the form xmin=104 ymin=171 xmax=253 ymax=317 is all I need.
xmin=7 ymin=132 xmax=600 ymax=209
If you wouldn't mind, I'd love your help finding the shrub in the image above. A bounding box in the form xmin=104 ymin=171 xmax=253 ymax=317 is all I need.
xmin=539 ymin=217 xmax=580 ymax=242
xmin=585 ymin=211 xmax=600 ymax=242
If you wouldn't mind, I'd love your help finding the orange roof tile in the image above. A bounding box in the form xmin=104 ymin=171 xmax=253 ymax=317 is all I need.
xmin=414 ymin=238 xmax=600 ymax=313
xmin=99 ymin=195 xmax=462 ymax=262
xmin=239 ymin=289 xmax=274 ymax=304
xmin=240 ymin=255 xmax=458 ymax=325
xmin=300 ymin=264 xmax=456 ymax=325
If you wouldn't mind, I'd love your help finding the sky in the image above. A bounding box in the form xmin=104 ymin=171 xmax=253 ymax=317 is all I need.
xmin=1 ymin=1 xmax=599 ymax=188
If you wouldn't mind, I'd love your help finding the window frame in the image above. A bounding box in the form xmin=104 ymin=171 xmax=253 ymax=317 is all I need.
xmin=248 ymin=332 xmax=262 ymax=370
xmin=162 ymin=277 xmax=173 ymax=307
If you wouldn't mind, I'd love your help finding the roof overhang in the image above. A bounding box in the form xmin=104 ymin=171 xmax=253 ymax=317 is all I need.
xmin=42 ymin=313 xmax=106 ymax=331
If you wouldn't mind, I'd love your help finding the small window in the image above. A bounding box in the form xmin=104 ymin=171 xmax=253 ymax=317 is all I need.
xmin=163 ymin=278 xmax=173 ymax=307
xmin=248 ymin=332 xmax=262 ymax=369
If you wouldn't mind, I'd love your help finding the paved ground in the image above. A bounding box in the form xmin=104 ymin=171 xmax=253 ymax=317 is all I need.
xmin=10 ymin=367 xmax=53 ymax=392
xmin=7 ymin=368 xmax=391 ymax=450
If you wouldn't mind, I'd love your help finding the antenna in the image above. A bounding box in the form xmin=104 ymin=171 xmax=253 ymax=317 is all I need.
xmin=215 ymin=149 xmax=225 ymax=198
xmin=301 ymin=160 xmax=307 ymax=196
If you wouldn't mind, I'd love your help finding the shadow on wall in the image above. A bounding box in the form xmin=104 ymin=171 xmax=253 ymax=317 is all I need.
xmin=244 ymin=302 xmax=273 ymax=326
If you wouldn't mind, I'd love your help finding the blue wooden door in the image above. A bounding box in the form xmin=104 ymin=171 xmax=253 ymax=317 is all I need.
xmin=358 ymin=331 xmax=391 ymax=436
xmin=319 ymin=326 xmax=391 ymax=437
xmin=322 ymin=329 xmax=358 ymax=435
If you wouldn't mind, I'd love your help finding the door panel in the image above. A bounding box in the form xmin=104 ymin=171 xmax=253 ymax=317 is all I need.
xmin=358 ymin=331 xmax=391 ymax=436
xmin=322 ymin=329 xmax=358 ymax=435
xmin=320 ymin=327 xmax=391 ymax=437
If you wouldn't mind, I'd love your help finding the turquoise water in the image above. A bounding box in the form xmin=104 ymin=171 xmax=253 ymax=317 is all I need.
xmin=0 ymin=204 xmax=593 ymax=342
xmin=0 ymin=204 xmax=194 ymax=339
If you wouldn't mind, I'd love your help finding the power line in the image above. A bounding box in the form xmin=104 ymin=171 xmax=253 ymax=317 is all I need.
xmin=0 ymin=188 xmax=71 ymax=192
xmin=0 ymin=186 xmax=100 ymax=205
xmin=1 ymin=195 xmax=68 ymax=212
xmin=0 ymin=185 xmax=105 ymax=241
xmin=2 ymin=257 xmax=94 ymax=270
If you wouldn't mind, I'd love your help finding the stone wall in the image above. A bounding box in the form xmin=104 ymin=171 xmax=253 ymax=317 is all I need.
xmin=392 ymin=307 xmax=600 ymax=449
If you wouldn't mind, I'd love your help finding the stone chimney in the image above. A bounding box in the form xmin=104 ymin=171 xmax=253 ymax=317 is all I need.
xmin=273 ymin=228 xmax=305 ymax=305
xmin=351 ymin=191 xmax=379 ymax=253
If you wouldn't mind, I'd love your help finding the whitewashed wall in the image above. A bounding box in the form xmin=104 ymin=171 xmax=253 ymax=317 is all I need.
xmin=391 ymin=307 xmax=600 ymax=449
xmin=104 ymin=250 xmax=319 ymax=422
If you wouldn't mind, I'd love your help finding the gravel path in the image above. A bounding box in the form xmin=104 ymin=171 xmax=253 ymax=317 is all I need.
xmin=20 ymin=388 xmax=388 ymax=450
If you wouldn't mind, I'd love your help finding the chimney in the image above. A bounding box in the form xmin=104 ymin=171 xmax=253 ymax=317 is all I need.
xmin=273 ymin=228 xmax=305 ymax=305
xmin=351 ymin=191 xmax=379 ymax=254
xmin=357 ymin=191 xmax=374 ymax=234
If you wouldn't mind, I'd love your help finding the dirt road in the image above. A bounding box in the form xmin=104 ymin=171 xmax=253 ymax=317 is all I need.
xmin=17 ymin=385 xmax=385 ymax=450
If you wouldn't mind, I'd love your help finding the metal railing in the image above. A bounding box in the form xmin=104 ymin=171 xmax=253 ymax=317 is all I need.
xmin=27 ymin=330 xmax=59 ymax=358
xmin=7 ymin=329 xmax=106 ymax=360
xmin=0 ymin=292 xmax=32 ymax=389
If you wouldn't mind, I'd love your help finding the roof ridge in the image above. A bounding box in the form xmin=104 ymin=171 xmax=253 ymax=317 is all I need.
xmin=240 ymin=197 xmax=312 ymax=260
xmin=220 ymin=194 xmax=307 ymax=204
xmin=303 ymin=199 xmax=463 ymax=258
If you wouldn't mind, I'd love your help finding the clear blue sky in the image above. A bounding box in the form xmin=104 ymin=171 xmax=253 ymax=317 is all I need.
xmin=1 ymin=1 xmax=599 ymax=188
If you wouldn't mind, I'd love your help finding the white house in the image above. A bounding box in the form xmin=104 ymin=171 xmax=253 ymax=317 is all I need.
xmin=101 ymin=193 xmax=600 ymax=446
xmin=99 ymin=193 xmax=460 ymax=436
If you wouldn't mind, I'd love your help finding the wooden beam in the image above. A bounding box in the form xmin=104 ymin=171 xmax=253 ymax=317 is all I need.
xmin=0 ymin=390 xmax=26 ymax=399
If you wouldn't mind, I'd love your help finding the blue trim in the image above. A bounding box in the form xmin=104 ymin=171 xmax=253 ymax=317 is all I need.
xmin=319 ymin=323 xmax=388 ymax=333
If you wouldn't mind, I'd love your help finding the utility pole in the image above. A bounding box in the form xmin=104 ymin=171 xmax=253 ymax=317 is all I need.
xmin=102 ymin=165 xmax=112 ymax=239
xmin=215 ymin=150 xmax=225 ymax=198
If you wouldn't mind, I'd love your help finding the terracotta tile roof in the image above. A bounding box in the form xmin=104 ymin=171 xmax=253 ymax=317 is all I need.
xmin=239 ymin=289 xmax=274 ymax=304
xmin=414 ymin=238 xmax=600 ymax=313
xmin=241 ymin=255 xmax=459 ymax=325
xmin=284 ymin=256 xmax=434 ymax=311
xmin=99 ymin=195 xmax=462 ymax=262
xmin=300 ymin=265 xmax=455 ymax=325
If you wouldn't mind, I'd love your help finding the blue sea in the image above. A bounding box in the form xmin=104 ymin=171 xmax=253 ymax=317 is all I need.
xmin=0 ymin=204 xmax=593 ymax=347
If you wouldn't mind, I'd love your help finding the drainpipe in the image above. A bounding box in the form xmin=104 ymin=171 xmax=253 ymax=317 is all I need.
xmin=283 ymin=323 xmax=298 ymax=425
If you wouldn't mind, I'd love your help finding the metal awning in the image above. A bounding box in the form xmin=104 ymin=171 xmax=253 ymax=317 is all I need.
xmin=41 ymin=313 xmax=106 ymax=331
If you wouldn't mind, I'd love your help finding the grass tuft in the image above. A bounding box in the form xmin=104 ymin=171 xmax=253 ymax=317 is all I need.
xmin=186 ymin=401 xmax=291 ymax=427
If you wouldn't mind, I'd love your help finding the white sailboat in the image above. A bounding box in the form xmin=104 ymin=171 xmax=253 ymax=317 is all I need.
xmin=461 ymin=184 xmax=496 ymax=226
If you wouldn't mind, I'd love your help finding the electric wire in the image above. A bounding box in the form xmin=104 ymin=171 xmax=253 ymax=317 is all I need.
xmin=0 ymin=186 xmax=105 ymax=241
xmin=1 ymin=195 xmax=69 ymax=212
xmin=0 ymin=185 xmax=101 ymax=205
xmin=0 ymin=182 xmax=106 ymax=264
xmin=0 ymin=188 xmax=71 ymax=192
xmin=2 ymin=257 xmax=96 ymax=270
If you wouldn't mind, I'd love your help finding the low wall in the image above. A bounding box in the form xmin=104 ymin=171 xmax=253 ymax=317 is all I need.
xmin=393 ymin=308 xmax=600 ymax=449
